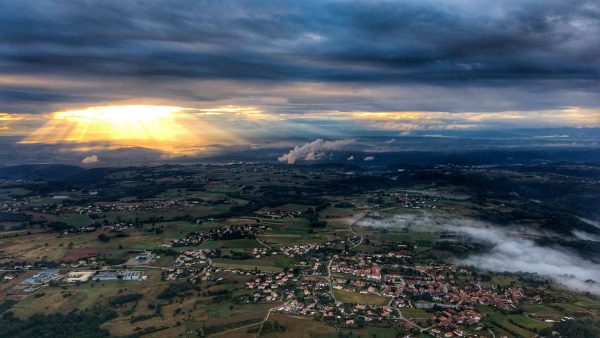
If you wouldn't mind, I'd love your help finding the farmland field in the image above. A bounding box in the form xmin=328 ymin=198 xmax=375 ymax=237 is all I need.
xmin=333 ymin=289 xmax=391 ymax=306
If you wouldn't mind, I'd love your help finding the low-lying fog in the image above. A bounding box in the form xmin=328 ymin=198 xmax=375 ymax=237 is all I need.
xmin=357 ymin=213 xmax=600 ymax=296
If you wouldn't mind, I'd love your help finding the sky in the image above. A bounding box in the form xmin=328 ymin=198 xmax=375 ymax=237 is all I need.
xmin=0 ymin=0 xmax=599 ymax=154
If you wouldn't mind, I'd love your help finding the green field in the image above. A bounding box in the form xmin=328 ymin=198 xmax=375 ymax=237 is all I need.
xmin=59 ymin=214 xmax=93 ymax=228
xmin=333 ymin=289 xmax=391 ymax=306
xmin=401 ymin=307 xmax=432 ymax=319
xmin=477 ymin=306 xmax=538 ymax=338
xmin=507 ymin=314 xmax=551 ymax=331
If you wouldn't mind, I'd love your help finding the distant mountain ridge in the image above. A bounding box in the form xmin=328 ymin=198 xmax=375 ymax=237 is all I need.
xmin=0 ymin=164 xmax=86 ymax=181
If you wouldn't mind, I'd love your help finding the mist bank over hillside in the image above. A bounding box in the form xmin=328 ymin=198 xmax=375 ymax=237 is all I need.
xmin=358 ymin=213 xmax=600 ymax=296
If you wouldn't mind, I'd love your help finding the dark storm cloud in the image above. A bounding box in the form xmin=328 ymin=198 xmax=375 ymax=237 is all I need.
xmin=0 ymin=87 xmax=76 ymax=103
xmin=2 ymin=0 xmax=599 ymax=81
xmin=0 ymin=0 xmax=599 ymax=117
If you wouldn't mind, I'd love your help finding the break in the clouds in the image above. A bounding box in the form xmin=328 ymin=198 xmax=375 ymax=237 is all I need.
xmin=358 ymin=213 xmax=600 ymax=296
xmin=0 ymin=0 xmax=599 ymax=135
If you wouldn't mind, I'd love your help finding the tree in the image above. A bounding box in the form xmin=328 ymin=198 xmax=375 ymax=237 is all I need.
xmin=539 ymin=319 xmax=600 ymax=338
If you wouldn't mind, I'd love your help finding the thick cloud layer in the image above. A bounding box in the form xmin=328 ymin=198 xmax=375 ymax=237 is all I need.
xmin=358 ymin=213 xmax=600 ymax=295
xmin=1 ymin=0 xmax=599 ymax=120
xmin=2 ymin=1 xmax=598 ymax=83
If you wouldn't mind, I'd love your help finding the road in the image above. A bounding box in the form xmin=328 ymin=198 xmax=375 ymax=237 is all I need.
xmin=254 ymin=305 xmax=278 ymax=338
xmin=389 ymin=305 xmax=439 ymax=336
xmin=207 ymin=302 xmax=284 ymax=338
xmin=346 ymin=218 xmax=364 ymax=248
xmin=255 ymin=236 xmax=272 ymax=249
xmin=207 ymin=320 xmax=262 ymax=337
xmin=326 ymin=259 xmax=338 ymax=303
xmin=201 ymin=257 xmax=213 ymax=278
xmin=110 ymin=256 xmax=213 ymax=274
xmin=326 ymin=216 xmax=367 ymax=304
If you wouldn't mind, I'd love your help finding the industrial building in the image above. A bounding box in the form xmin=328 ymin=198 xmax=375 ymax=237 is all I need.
xmin=24 ymin=269 xmax=61 ymax=285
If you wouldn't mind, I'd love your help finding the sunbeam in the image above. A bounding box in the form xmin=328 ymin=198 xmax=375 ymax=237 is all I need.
xmin=20 ymin=105 xmax=241 ymax=154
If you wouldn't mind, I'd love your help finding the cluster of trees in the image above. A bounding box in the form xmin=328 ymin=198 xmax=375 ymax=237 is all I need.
xmin=223 ymin=251 xmax=253 ymax=260
xmin=334 ymin=202 xmax=354 ymax=208
xmin=158 ymin=282 xmax=198 ymax=299
xmin=153 ymin=247 xmax=179 ymax=256
xmin=539 ymin=319 xmax=600 ymax=338
xmin=305 ymin=208 xmax=327 ymax=228
xmin=261 ymin=320 xmax=287 ymax=333
xmin=108 ymin=293 xmax=143 ymax=307
xmin=0 ymin=212 xmax=31 ymax=222
xmin=432 ymin=241 xmax=487 ymax=257
xmin=0 ymin=310 xmax=116 ymax=338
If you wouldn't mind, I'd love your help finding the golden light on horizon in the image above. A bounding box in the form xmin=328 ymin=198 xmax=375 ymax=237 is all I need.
xmin=20 ymin=105 xmax=241 ymax=154
xmin=0 ymin=112 xmax=29 ymax=132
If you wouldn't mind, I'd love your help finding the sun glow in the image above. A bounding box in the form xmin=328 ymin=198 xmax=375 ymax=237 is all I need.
xmin=21 ymin=105 xmax=239 ymax=154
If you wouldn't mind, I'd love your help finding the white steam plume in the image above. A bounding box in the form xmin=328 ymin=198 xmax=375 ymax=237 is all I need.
xmin=278 ymin=139 xmax=355 ymax=164
xmin=81 ymin=155 xmax=99 ymax=164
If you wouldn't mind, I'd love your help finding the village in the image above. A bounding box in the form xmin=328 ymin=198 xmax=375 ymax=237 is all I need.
xmin=1 ymin=161 xmax=597 ymax=338
xmin=155 ymin=227 xmax=543 ymax=338
xmin=0 ymin=214 xmax=544 ymax=338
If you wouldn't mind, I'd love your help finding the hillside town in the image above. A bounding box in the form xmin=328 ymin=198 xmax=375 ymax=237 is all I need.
xmin=1 ymin=161 xmax=596 ymax=338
